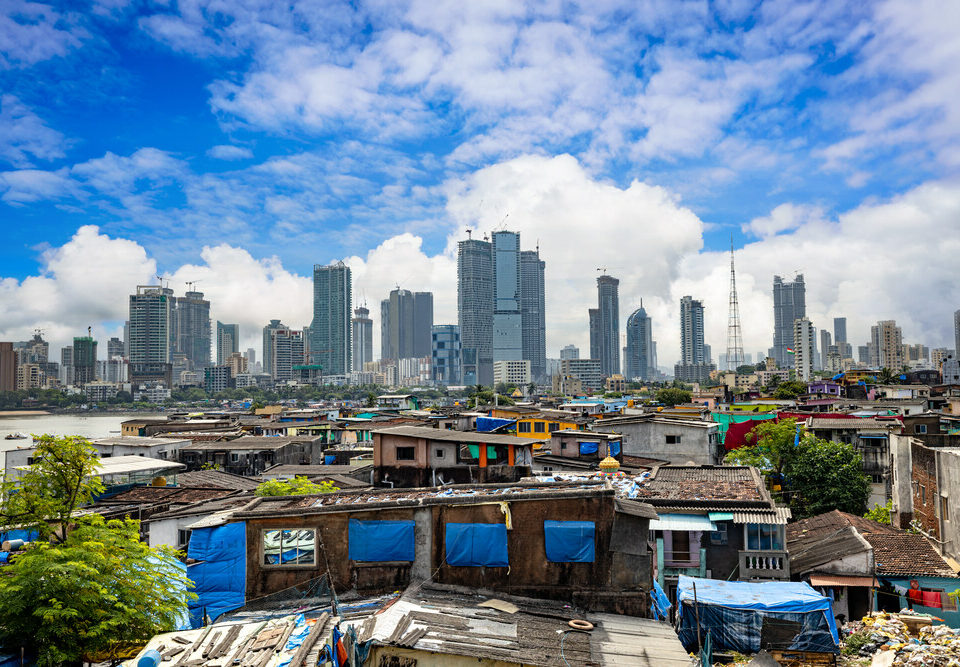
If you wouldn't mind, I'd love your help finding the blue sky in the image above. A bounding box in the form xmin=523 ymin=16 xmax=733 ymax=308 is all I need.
xmin=1 ymin=0 xmax=959 ymax=360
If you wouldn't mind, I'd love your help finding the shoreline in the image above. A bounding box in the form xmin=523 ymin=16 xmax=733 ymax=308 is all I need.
xmin=0 ymin=410 xmax=52 ymax=417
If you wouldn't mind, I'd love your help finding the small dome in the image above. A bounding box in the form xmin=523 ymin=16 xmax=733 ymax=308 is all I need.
xmin=598 ymin=456 xmax=620 ymax=473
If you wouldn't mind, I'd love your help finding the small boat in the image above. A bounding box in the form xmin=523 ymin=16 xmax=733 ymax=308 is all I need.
xmin=4 ymin=433 xmax=27 ymax=440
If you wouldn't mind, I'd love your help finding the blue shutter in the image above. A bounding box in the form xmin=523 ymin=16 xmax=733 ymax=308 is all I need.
xmin=544 ymin=520 xmax=595 ymax=562
xmin=445 ymin=523 xmax=509 ymax=566
xmin=348 ymin=520 xmax=416 ymax=562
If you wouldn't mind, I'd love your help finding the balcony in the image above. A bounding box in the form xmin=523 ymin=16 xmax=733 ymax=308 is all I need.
xmin=656 ymin=538 xmax=707 ymax=587
xmin=739 ymin=550 xmax=790 ymax=579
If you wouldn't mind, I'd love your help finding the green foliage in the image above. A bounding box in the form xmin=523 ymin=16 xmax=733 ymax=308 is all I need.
xmin=655 ymin=387 xmax=692 ymax=406
xmin=773 ymin=380 xmax=807 ymax=399
xmin=365 ymin=392 xmax=376 ymax=408
xmin=842 ymin=628 xmax=873 ymax=656
xmin=0 ymin=434 xmax=104 ymax=544
xmin=877 ymin=367 xmax=897 ymax=384
xmin=735 ymin=364 xmax=756 ymax=375
xmin=255 ymin=475 xmax=339 ymax=497
xmin=725 ymin=419 xmax=870 ymax=518
xmin=864 ymin=500 xmax=892 ymax=524
xmin=0 ymin=514 xmax=194 ymax=664
xmin=788 ymin=439 xmax=870 ymax=518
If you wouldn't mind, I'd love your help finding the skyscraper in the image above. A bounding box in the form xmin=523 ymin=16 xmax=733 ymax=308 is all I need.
xmin=793 ymin=318 xmax=815 ymax=381
xmin=216 ymin=321 xmax=239 ymax=366
xmin=492 ymin=231 xmax=523 ymax=363
xmin=833 ymin=316 xmax=853 ymax=360
xmin=457 ymin=237 xmax=494 ymax=386
xmin=675 ymin=295 xmax=714 ymax=383
xmin=871 ymin=320 xmax=904 ymax=370
xmin=955 ymin=309 xmax=960 ymax=362
xmin=174 ymin=291 xmax=211 ymax=370
xmin=772 ymin=274 xmax=806 ymax=369
xmin=625 ymin=303 xmax=654 ymax=381
xmin=560 ymin=345 xmax=579 ymax=360
xmin=107 ymin=337 xmax=124 ymax=359
xmin=60 ymin=345 xmax=73 ymax=386
xmin=431 ymin=324 xmax=462 ymax=385
xmin=128 ymin=285 xmax=175 ymax=385
xmin=73 ymin=336 xmax=98 ymax=386
xmin=520 ymin=249 xmax=546 ymax=382
xmin=381 ymin=289 xmax=433 ymax=362
xmin=262 ymin=319 xmax=284 ymax=377
xmin=352 ymin=306 xmax=373 ymax=372
xmin=589 ymin=275 xmax=620 ymax=377
xmin=310 ymin=262 xmax=352 ymax=376
xmin=0 ymin=342 xmax=16 ymax=392
xmin=819 ymin=329 xmax=832 ymax=371
xmin=269 ymin=327 xmax=304 ymax=382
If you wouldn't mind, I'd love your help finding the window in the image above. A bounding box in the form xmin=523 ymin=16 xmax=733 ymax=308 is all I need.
xmin=672 ymin=531 xmax=691 ymax=562
xmin=435 ymin=448 xmax=445 ymax=459
xmin=348 ymin=520 xmax=415 ymax=562
xmin=178 ymin=529 xmax=192 ymax=548
xmin=915 ymin=424 xmax=928 ymax=434
xmin=544 ymin=521 xmax=595 ymax=562
xmin=396 ymin=446 xmax=416 ymax=461
xmin=746 ymin=524 xmax=782 ymax=551
xmin=870 ymin=474 xmax=884 ymax=484
xmin=665 ymin=435 xmax=681 ymax=444
xmin=458 ymin=444 xmax=478 ymax=463
xmin=230 ymin=452 xmax=240 ymax=462
xmin=534 ymin=422 xmax=546 ymax=433
xmin=942 ymin=495 xmax=950 ymax=520
xmin=518 ymin=422 xmax=531 ymax=433
xmin=262 ymin=529 xmax=316 ymax=566
xmin=710 ymin=523 xmax=728 ymax=545
xmin=560 ymin=441 xmax=567 ymax=450
xmin=445 ymin=523 xmax=509 ymax=566
xmin=548 ymin=423 xmax=560 ymax=432
xmin=921 ymin=485 xmax=927 ymax=504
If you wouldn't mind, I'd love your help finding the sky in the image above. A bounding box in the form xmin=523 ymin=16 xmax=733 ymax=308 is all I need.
xmin=1 ymin=0 xmax=959 ymax=366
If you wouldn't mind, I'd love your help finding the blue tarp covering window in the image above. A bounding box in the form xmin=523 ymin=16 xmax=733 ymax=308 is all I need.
xmin=578 ymin=441 xmax=599 ymax=455
xmin=476 ymin=417 xmax=516 ymax=432
xmin=610 ymin=441 xmax=621 ymax=457
xmin=544 ymin=521 xmax=595 ymax=562
xmin=445 ymin=523 xmax=509 ymax=567
xmin=349 ymin=520 xmax=415 ymax=562
xmin=324 ymin=455 xmax=336 ymax=464
xmin=676 ymin=575 xmax=839 ymax=654
xmin=186 ymin=522 xmax=246 ymax=628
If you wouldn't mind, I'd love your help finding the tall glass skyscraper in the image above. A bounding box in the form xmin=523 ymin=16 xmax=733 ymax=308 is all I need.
xmin=457 ymin=238 xmax=494 ymax=386
xmin=431 ymin=324 xmax=462 ymax=385
xmin=679 ymin=295 xmax=706 ymax=364
xmin=128 ymin=285 xmax=175 ymax=385
xmin=492 ymin=231 xmax=523 ymax=362
xmin=174 ymin=291 xmax=211 ymax=370
xmin=216 ymin=321 xmax=239 ymax=366
xmin=625 ymin=304 xmax=654 ymax=381
xmin=520 ymin=249 xmax=546 ymax=382
xmin=772 ymin=274 xmax=805 ymax=368
xmin=310 ymin=262 xmax=352 ymax=376
xmin=589 ymin=275 xmax=620 ymax=377
xmin=381 ymin=289 xmax=433 ymax=361
xmin=352 ymin=306 xmax=373 ymax=372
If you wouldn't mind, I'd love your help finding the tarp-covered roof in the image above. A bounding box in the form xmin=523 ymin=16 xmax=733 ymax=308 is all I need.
xmin=677 ymin=575 xmax=837 ymax=623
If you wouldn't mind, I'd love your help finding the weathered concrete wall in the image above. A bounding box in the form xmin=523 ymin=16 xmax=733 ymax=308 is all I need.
xmin=912 ymin=441 xmax=939 ymax=537
xmin=592 ymin=420 xmax=720 ymax=465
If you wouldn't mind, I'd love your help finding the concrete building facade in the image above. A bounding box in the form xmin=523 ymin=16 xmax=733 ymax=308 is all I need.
xmin=772 ymin=275 xmax=806 ymax=368
xmin=310 ymin=262 xmax=352 ymax=376
xmin=457 ymin=238 xmax=494 ymax=387
xmin=351 ymin=306 xmax=373 ymax=372
xmin=625 ymin=304 xmax=654 ymax=381
xmin=431 ymin=324 xmax=461 ymax=386
xmin=128 ymin=285 xmax=174 ymax=385
xmin=520 ymin=249 xmax=546 ymax=382
xmin=216 ymin=321 xmax=239 ymax=366
xmin=793 ymin=317 xmax=815 ymax=381
xmin=174 ymin=291 xmax=211 ymax=370
xmin=590 ymin=275 xmax=620 ymax=378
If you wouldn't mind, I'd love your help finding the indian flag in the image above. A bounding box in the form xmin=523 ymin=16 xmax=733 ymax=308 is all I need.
xmin=786 ymin=347 xmax=795 ymax=354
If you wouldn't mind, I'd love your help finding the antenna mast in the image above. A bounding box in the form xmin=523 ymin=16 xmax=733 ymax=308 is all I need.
xmin=725 ymin=235 xmax=745 ymax=372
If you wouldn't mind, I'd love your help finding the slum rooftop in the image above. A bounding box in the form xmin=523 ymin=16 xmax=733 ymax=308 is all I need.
xmin=180 ymin=435 xmax=320 ymax=451
xmin=373 ymin=424 xmax=547 ymax=444
xmin=232 ymin=481 xmax=641 ymax=518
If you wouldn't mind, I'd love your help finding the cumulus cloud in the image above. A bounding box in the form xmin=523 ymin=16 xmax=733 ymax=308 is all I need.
xmin=206 ymin=145 xmax=254 ymax=160
xmin=742 ymin=203 xmax=824 ymax=238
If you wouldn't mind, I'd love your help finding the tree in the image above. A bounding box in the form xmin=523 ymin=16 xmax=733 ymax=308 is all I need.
xmin=788 ymin=439 xmax=870 ymax=518
xmin=365 ymin=392 xmax=376 ymax=407
xmin=0 ymin=515 xmax=193 ymax=664
xmin=864 ymin=500 xmax=892 ymax=524
xmin=655 ymin=387 xmax=692 ymax=406
xmin=877 ymin=367 xmax=897 ymax=385
xmin=736 ymin=364 xmax=756 ymax=375
xmin=724 ymin=418 xmax=804 ymax=481
xmin=773 ymin=380 xmax=807 ymax=399
xmin=255 ymin=476 xmax=338 ymax=497
xmin=0 ymin=434 xmax=104 ymax=544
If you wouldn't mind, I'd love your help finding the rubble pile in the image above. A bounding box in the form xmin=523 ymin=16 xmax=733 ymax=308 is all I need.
xmin=843 ymin=613 xmax=960 ymax=666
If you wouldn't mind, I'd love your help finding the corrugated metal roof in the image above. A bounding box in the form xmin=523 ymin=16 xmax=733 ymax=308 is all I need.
xmin=732 ymin=507 xmax=792 ymax=525
xmin=373 ymin=425 xmax=545 ymax=445
xmin=808 ymin=574 xmax=877 ymax=588
xmin=648 ymin=514 xmax=716 ymax=531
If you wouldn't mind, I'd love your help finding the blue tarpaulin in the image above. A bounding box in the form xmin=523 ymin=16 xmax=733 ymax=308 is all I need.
xmin=187 ymin=521 xmax=246 ymax=627
xmin=676 ymin=575 xmax=838 ymax=654
xmin=651 ymin=580 xmax=672 ymax=620
xmin=348 ymin=520 xmax=415 ymax=562
xmin=610 ymin=441 xmax=621 ymax=457
xmin=0 ymin=529 xmax=37 ymax=543
xmin=476 ymin=417 xmax=516 ymax=432
xmin=578 ymin=441 xmax=599 ymax=455
xmin=445 ymin=523 xmax=509 ymax=567
xmin=544 ymin=521 xmax=595 ymax=562
xmin=324 ymin=455 xmax=337 ymax=465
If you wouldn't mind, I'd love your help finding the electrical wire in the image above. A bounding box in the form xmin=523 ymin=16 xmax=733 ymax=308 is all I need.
xmin=559 ymin=628 xmax=591 ymax=667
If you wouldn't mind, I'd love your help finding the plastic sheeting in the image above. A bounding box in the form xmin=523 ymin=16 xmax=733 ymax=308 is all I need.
xmin=348 ymin=520 xmax=415 ymax=562
xmin=544 ymin=520 xmax=595 ymax=562
xmin=445 ymin=523 xmax=509 ymax=567
xmin=476 ymin=417 xmax=516 ymax=432
xmin=676 ymin=575 xmax=839 ymax=654
xmin=186 ymin=521 xmax=246 ymax=628
xmin=610 ymin=440 xmax=621 ymax=457
xmin=651 ymin=579 xmax=672 ymax=620
xmin=578 ymin=441 xmax=599 ymax=455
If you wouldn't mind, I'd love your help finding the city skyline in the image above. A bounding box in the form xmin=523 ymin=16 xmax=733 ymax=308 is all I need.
xmin=1 ymin=4 xmax=959 ymax=369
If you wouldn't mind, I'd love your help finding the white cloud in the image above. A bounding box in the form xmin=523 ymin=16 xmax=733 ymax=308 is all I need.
xmin=206 ymin=145 xmax=254 ymax=160
xmin=0 ymin=95 xmax=67 ymax=167
xmin=0 ymin=1 xmax=89 ymax=67
xmin=742 ymin=203 xmax=824 ymax=238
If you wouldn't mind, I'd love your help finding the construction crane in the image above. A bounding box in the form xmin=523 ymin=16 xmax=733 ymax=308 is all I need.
xmin=597 ymin=267 xmax=608 ymax=275
xmin=155 ymin=274 xmax=168 ymax=289
xmin=185 ymin=280 xmax=202 ymax=292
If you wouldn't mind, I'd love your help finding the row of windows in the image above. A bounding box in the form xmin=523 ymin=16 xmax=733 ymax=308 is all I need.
xmin=261 ymin=520 xmax=597 ymax=568
xmin=517 ymin=421 xmax=561 ymax=433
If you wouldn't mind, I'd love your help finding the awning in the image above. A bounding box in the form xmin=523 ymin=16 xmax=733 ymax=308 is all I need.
xmin=708 ymin=512 xmax=734 ymax=521
xmin=809 ymin=574 xmax=878 ymax=588
xmin=732 ymin=507 xmax=792 ymax=525
xmin=858 ymin=434 xmax=889 ymax=439
xmin=649 ymin=514 xmax=716 ymax=532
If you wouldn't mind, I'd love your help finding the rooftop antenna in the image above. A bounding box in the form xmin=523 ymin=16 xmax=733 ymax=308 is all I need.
xmin=185 ymin=280 xmax=201 ymax=292
xmin=597 ymin=267 xmax=608 ymax=275
xmin=466 ymin=228 xmax=472 ymax=240
xmin=87 ymin=326 xmax=92 ymax=338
